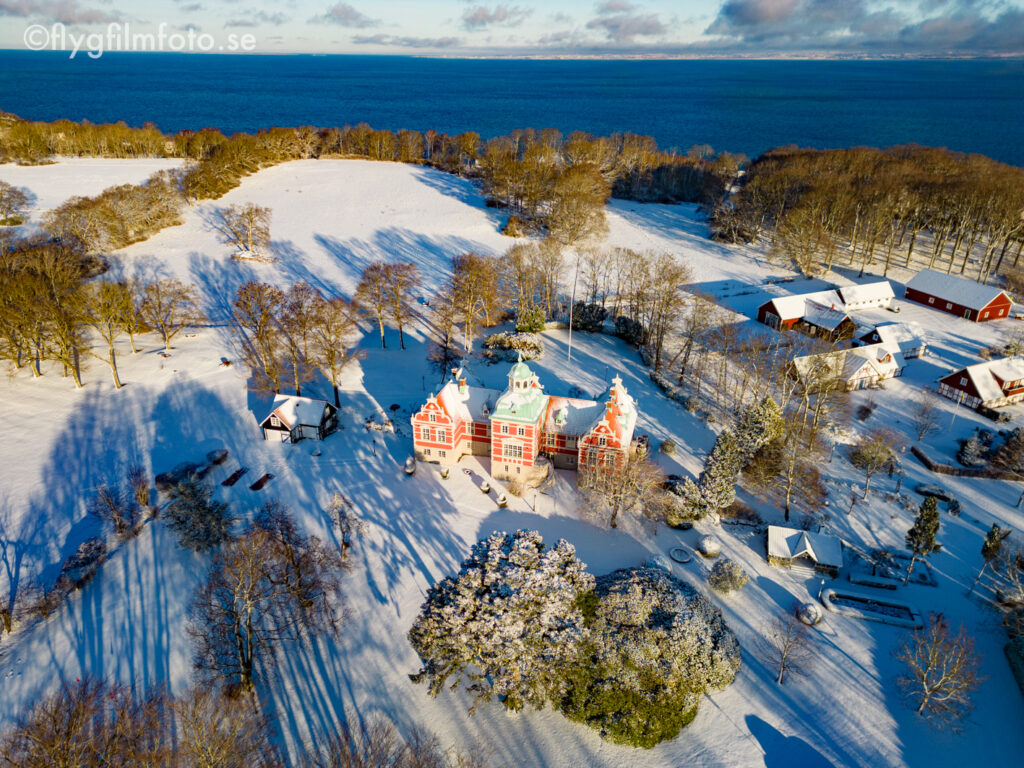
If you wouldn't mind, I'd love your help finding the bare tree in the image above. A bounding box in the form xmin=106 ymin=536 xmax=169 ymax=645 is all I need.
xmin=232 ymin=281 xmax=285 ymax=393
xmin=577 ymin=450 xmax=672 ymax=529
xmin=173 ymin=686 xmax=280 ymax=768
xmin=189 ymin=506 xmax=345 ymax=692
xmin=300 ymin=717 xmax=489 ymax=768
xmin=356 ymin=262 xmax=392 ymax=348
xmin=448 ymin=253 xmax=500 ymax=353
xmin=0 ymin=181 xmax=30 ymax=224
xmin=755 ymin=613 xmax=814 ymax=685
xmin=126 ymin=463 xmax=151 ymax=511
xmin=213 ymin=203 xmax=272 ymax=259
xmin=0 ymin=677 xmax=171 ymax=768
xmin=850 ymin=428 xmax=900 ymax=497
xmin=140 ymin=278 xmax=205 ymax=353
xmin=912 ymin=391 xmax=941 ymax=441
xmin=894 ymin=613 xmax=984 ymax=729
xmin=385 ymin=262 xmax=421 ymax=350
xmin=744 ymin=415 xmax=826 ymax=523
xmin=329 ymin=492 xmax=366 ymax=562
xmin=311 ymin=295 xmax=359 ymax=407
xmin=280 ymin=282 xmax=321 ymax=396
xmin=82 ymin=280 xmax=132 ymax=388
xmin=88 ymin=483 xmax=140 ymax=540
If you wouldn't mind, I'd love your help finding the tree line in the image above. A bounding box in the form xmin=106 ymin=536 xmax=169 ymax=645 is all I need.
xmin=0 ymin=242 xmax=204 ymax=388
xmin=715 ymin=144 xmax=1024 ymax=285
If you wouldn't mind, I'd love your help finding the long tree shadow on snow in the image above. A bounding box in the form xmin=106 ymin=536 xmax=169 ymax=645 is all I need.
xmin=746 ymin=715 xmax=836 ymax=768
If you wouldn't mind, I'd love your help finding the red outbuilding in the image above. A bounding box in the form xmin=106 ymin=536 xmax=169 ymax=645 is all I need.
xmin=904 ymin=269 xmax=1012 ymax=322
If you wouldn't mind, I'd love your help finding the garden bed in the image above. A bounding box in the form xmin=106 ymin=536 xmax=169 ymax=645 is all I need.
xmin=822 ymin=588 xmax=923 ymax=629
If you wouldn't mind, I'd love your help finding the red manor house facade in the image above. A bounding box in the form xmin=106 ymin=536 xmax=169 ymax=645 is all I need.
xmin=411 ymin=357 xmax=639 ymax=484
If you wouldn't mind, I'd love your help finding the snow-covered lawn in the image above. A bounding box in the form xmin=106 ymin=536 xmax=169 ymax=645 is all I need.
xmin=1 ymin=158 xmax=1023 ymax=768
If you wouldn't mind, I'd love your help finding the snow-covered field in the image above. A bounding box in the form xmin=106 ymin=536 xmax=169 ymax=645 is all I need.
xmin=1 ymin=158 xmax=1022 ymax=768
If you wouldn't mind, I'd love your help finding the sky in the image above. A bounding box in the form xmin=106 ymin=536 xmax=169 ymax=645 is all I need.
xmin=1 ymin=0 xmax=1023 ymax=57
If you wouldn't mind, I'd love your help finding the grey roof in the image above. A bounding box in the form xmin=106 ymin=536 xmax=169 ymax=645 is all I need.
xmin=767 ymin=526 xmax=843 ymax=568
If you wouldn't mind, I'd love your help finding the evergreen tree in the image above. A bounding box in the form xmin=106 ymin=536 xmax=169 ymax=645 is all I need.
xmin=968 ymin=524 xmax=1009 ymax=595
xmin=408 ymin=530 xmax=594 ymax=713
xmin=905 ymin=496 xmax=941 ymax=585
xmin=734 ymin=396 xmax=784 ymax=466
xmin=681 ymin=429 xmax=743 ymax=517
xmin=957 ymin=435 xmax=985 ymax=467
xmin=164 ymin=477 xmax=235 ymax=552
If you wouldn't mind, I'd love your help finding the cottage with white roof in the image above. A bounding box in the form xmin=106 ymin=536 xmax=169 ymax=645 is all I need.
xmin=411 ymin=356 xmax=639 ymax=484
xmin=766 ymin=525 xmax=843 ymax=576
xmin=938 ymin=357 xmax=1024 ymax=409
xmin=790 ymin=343 xmax=905 ymax=392
xmin=856 ymin=322 xmax=927 ymax=359
xmin=904 ymin=269 xmax=1012 ymax=322
xmin=260 ymin=395 xmax=338 ymax=442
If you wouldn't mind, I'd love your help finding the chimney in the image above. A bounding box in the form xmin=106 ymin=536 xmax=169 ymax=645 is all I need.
xmin=459 ymin=377 xmax=467 ymax=394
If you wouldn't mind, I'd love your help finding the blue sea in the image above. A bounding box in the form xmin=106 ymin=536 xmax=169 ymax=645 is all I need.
xmin=0 ymin=52 xmax=1022 ymax=165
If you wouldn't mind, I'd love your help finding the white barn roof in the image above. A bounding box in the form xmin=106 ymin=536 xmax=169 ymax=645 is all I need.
xmin=952 ymin=357 xmax=1024 ymax=403
xmin=906 ymin=269 xmax=1008 ymax=311
xmin=838 ymin=281 xmax=895 ymax=306
xmin=767 ymin=526 xmax=843 ymax=569
xmin=762 ymin=290 xmax=844 ymax=322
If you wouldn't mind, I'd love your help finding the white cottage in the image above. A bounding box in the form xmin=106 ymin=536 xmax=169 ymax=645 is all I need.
xmin=260 ymin=395 xmax=338 ymax=442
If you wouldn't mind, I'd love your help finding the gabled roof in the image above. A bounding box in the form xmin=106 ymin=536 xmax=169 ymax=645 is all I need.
xmin=791 ymin=344 xmax=903 ymax=385
xmin=803 ymin=301 xmax=851 ymax=331
xmin=436 ymin=380 xmax=501 ymax=423
xmin=866 ymin=322 xmax=926 ymax=348
xmin=543 ymin=396 xmax=601 ymax=435
xmin=837 ymin=281 xmax=895 ymax=305
xmin=263 ymin=395 xmax=333 ymax=430
xmin=584 ymin=375 xmax=638 ymax=444
xmin=767 ymin=525 xmax=843 ymax=568
xmin=947 ymin=357 xmax=1024 ymax=403
xmin=906 ymin=269 xmax=1009 ymax=311
xmin=760 ymin=289 xmax=845 ymax=322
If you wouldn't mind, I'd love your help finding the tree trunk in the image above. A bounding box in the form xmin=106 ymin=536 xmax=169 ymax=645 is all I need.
xmin=967 ymin=561 xmax=988 ymax=595
xmin=398 ymin=320 xmax=406 ymax=350
xmin=332 ymin=382 xmax=340 ymax=408
xmin=377 ymin=313 xmax=386 ymax=348
xmin=904 ymin=553 xmax=918 ymax=585
xmin=108 ymin=345 xmax=122 ymax=389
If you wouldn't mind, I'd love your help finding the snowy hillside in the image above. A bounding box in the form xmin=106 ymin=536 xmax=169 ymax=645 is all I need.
xmin=0 ymin=158 xmax=1022 ymax=768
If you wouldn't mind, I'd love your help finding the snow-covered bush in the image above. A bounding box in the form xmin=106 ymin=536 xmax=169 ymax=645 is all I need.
xmin=571 ymin=301 xmax=607 ymax=333
xmin=558 ymin=567 xmax=740 ymax=748
xmin=797 ymin=602 xmax=823 ymax=626
xmin=164 ymin=477 xmax=235 ymax=552
xmin=482 ymin=331 xmax=544 ymax=361
xmin=660 ymin=439 xmax=676 ymax=455
xmin=408 ymin=530 xmax=595 ymax=712
xmin=614 ymin=315 xmax=648 ymax=346
xmin=515 ymin=304 xmax=546 ymax=333
xmin=60 ymin=537 xmax=107 ymax=587
xmin=697 ymin=536 xmax=721 ymax=558
xmin=957 ymin=435 xmax=986 ymax=467
xmin=708 ymin=558 xmax=749 ymax=593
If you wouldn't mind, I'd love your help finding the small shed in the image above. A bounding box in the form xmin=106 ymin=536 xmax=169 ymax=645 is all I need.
xmin=260 ymin=395 xmax=338 ymax=443
xmin=766 ymin=526 xmax=843 ymax=576
xmin=904 ymin=269 xmax=1012 ymax=322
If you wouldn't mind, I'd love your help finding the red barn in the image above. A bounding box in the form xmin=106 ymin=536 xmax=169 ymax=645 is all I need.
xmin=904 ymin=269 xmax=1012 ymax=322
xmin=756 ymin=289 xmax=855 ymax=340
xmin=938 ymin=357 xmax=1024 ymax=409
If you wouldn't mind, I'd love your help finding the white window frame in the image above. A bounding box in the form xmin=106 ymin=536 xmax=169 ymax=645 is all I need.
xmin=928 ymin=297 xmax=934 ymax=304
xmin=960 ymin=377 xmax=968 ymax=386
xmin=270 ymin=416 xmax=281 ymax=427
xmin=505 ymin=442 xmax=524 ymax=460
xmin=420 ymin=427 xmax=430 ymax=441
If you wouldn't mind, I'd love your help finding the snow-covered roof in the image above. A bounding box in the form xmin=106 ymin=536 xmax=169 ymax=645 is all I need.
xmin=792 ymin=344 xmax=903 ymax=385
xmin=767 ymin=526 xmax=843 ymax=568
xmin=437 ymin=381 xmax=501 ymax=423
xmin=867 ymin=322 xmax=926 ymax=348
xmin=762 ymin=290 xmax=844 ymax=322
xmin=838 ymin=281 xmax=895 ymax=305
xmin=803 ymin=301 xmax=851 ymax=331
xmin=584 ymin=375 xmax=638 ymax=443
xmin=950 ymin=357 xmax=1024 ymax=403
xmin=543 ymin=396 xmax=601 ymax=435
xmin=265 ymin=395 xmax=332 ymax=429
xmin=906 ymin=269 xmax=1008 ymax=311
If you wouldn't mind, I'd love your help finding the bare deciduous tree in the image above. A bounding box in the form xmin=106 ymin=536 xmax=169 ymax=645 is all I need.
xmin=300 ymin=717 xmax=489 ymax=768
xmin=329 ymin=492 xmax=367 ymax=562
xmin=385 ymin=262 xmax=421 ymax=350
xmin=88 ymin=483 xmax=140 ymax=540
xmin=140 ymin=278 xmax=205 ymax=353
xmin=577 ymin=450 xmax=672 ymax=529
xmin=755 ymin=613 xmax=814 ymax=685
xmin=356 ymin=262 xmax=392 ymax=349
xmin=850 ymin=427 xmax=900 ymax=497
xmin=213 ymin=202 xmax=272 ymax=259
xmin=0 ymin=181 xmax=30 ymax=224
xmin=173 ymin=686 xmax=280 ymax=768
xmin=894 ymin=613 xmax=984 ymax=729
xmin=912 ymin=391 xmax=941 ymax=441
xmin=81 ymin=280 xmax=132 ymax=388
xmin=232 ymin=281 xmax=285 ymax=393
xmin=311 ymin=295 xmax=359 ymax=407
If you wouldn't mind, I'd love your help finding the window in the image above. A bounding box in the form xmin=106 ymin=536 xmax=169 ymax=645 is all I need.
xmin=501 ymin=424 xmax=508 ymax=434
xmin=598 ymin=437 xmax=606 ymax=447
xmin=420 ymin=427 xmax=430 ymax=441
xmin=424 ymin=449 xmax=431 ymax=456
xmin=960 ymin=377 xmax=968 ymax=386
xmin=438 ymin=429 xmax=447 ymax=442
xmin=270 ymin=416 xmax=281 ymax=427
xmin=928 ymin=297 xmax=934 ymax=304
xmin=945 ymin=302 xmax=953 ymax=309
xmin=983 ymin=311 xmax=989 ymax=319
xmin=505 ymin=443 xmax=523 ymax=460
xmin=439 ymin=451 xmax=446 ymax=458
xmin=518 ymin=427 xmax=525 ymax=436
xmin=999 ymin=309 xmax=1006 ymax=316
xmin=516 ymin=466 xmax=521 ymax=474
xmin=429 ymin=413 xmax=436 ymax=423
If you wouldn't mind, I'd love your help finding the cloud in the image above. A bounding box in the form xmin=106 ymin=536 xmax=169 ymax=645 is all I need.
xmin=462 ymin=4 xmax=532 ymax=30
xmin=586 ymin=2 xmax=666 ymax=42
xmin=351 ymin=33 xmax=461 ymax=48
xmin=178 ymin=2 xmax=203 ymax=11
xmin=701 ymin=0 xmax=1024 ymax=53
xmin=310 ymin=2 xmax=377 ymax=28
xmin=0 ymin=0 xmax=120 ymax=23
xmin=225 ymin=10 xmax=287 ymax=27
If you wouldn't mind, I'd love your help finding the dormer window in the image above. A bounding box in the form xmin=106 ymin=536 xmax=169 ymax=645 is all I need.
xmin=430 ymin=413 xmax=436 ymax=422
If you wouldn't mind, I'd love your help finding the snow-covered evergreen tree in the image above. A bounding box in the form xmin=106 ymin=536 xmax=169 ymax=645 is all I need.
xmin=408 ymin=530 xmax=595 ymax=712
xmin=164 ymin=478 xmax=235 ymax=552
xmin=683 ymin=429 xmax=744 ymax=516
xmin=957 ymin=435 xmax=986 ymax=467
xmin=558 ymin=567 xmax=740 ymax=748
xmin=734 ymin=396 xmax=784 ymax=466
xmin=905 ymin=496 xmax=941 ymax=584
